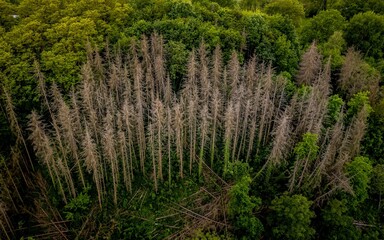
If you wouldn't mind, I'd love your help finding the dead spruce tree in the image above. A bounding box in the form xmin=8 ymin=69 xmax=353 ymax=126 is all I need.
xmin=339 ymin=48 xmax=380 ymax=101
xmin=296 ymin=42 xmax=322 ymax=86
xmin=28 ymin=111 xmax=69 ymax=203
xmin=52 ymin=83 xmax=86 ymax=189
xmin=83 ymin=125 xmax=103 ymax=207
xmin=2 ymin=87 xmax=33 ymax=172
xmin=133 ymin=55 xmax=147 ymax=174
xmin=173 ymin=102 xmax=184 ymax=178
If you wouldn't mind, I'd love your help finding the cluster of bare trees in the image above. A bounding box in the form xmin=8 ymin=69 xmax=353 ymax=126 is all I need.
xmin=27 ymin=37 xmax=370 ymax=207
xmin=339 ymin=48 xmax=380 ymax=102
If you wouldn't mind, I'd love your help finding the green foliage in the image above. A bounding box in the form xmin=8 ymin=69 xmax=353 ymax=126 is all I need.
xmin=319 ymin=31 xmax=346 ymax=69
xmin=346 ymin=156 xmax=373 ymax=204
xmin=346 ymin=91 xmax=373 ymax=119
xmin=224 ymin=138 xmax=231 ymax=175
xmin=243 ymin=13 xmax=270 ymax=57
xmin=336 ymin=0 xmax=384 ymax=19
xmin=298 ymin=0 xmax=327 ymax=17
xmin=228 ymin=175 xmax=264 ymax=239
xmin=267 ymin=14 xmax=300 ymax=73
xmin=268 ymin=194 xmax=315 ymax=239
xmin=240 ymin=0 xmax=269 ymax=10
xmin=265 ymin=0 xmax=305 ymax=25
xmin=64 ymin=189 xmax=91 ymax=224
xmin=325 ymin=94 xmax=344 ymax=126
xmin=19 ymin=237 xmax=36 ymax=240
xmin=208 ymin=0 xmax=238 ymax=8
xmin=363 ymin=106 xmax=384 ymax=164
xmin=345 ymin=12 xmax=384 ymax=59
xmin=166 ymin=1 xmax=195 ymax=19
xmin=166 ymin=40 xmax=189 ymax=90
xmin=300 ymin=9 xmax=346 ymax=45
xmin=321 ymin=199 xmax=361 ymax=240
xmin=225 ymin=161 xmax=250 ymax=182
xmin=273 ymin=34 xmax=299 ymax=74
xmin=294 ymin=133 xmax=319 ymax=161
xmin=0 ymin=0 xmax=18 ymax=31
xmin=190 ymin=230 xmax=227 ymax=240
xmin=242 ymin=13 xmax=300 ymax=74
xmin=371 ymin=164 xmax=384 ymax=195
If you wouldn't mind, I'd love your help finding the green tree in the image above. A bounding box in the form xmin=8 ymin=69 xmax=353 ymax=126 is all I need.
xmin=294 ymin=133 xmax=319 ymax=161
xmin=240 ymin=0 xmax=270 ymax=10
xmin=325 ymin=94 xmax=344 ymax=126
xmin=205 ymin=0 xmax=237 ymax=8
xmin=300 ymin=9 xmax=346 ymax=45
xmin=346 ymin=91 xmax=373 ymax=120
xmin=299 ymin=0 xmax=327 ymax=16
xmin=166 ymin=1 xmax=195 ymax=19
xmin=268 ymin=194 xmax=315 ymax=239
xmin=346 ymin=156 xmax=373 ymax=204
xmin=363 ymin=100 xmax=384 ymax=164
xmin=336 ymin=0 xmax=384 ymax=19
xmin=321 ymin=199 xmax=361 ymax=240
xmin=272 ymin=35 xmax=299 ymax=74
xmin=0 ymin=0 xmax=18 ymax=31
xmin=265 ymin=0 xmax=305 ymax=26
xmin=268 ymin=14 xmax=300 ymax=73
xmin=228 ymin=166 xmax=264 ymax=239
xmin=345 ymin=12 xmax=384 ymax=59
xmin=41 ymin=16 xmax=99 ymax=88
xmin=289 ymin=133 xmax=319 ymax=192
xmin=371 ymin=164 xmax=384 ymax=198
xmin=166 ymin=40 xmax=189 ymax=90
xmin=319 ymin=31 xmax=346 ymax=69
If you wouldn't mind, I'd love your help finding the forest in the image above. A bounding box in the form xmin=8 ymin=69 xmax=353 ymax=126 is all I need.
xmin=1 ymin=0 xmax=384 ymax=239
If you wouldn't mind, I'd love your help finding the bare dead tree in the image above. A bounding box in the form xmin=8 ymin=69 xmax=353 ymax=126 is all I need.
xmin=52 ymin=83 xmax=85 ymax=189
xmin=0 ymin=202 xmax=14 ymax=240
xmin=224 ymin=101 xmax=235 ymax=172
xmin=228 ymin=51 xmax=240 ymax=95
xmin=28 ymin=111 xmax=68 ymax=203
xmin=296 ymin=42 xmax=322 ymax=86
xmin=102 ymin=109 xmax=119 ymax=205
xmin=339 ymin=48 xmax=380 ymax=101
xmin=246 ymin=76 xmax=263 ymax=162
xmin=211 ymin=45 xmax=222 ymax=88
xmin=121 ymin=99 xmax=136 ymax=181
xmin=83 ymin=125 xmax=103 ymax=207
xmin=198 ymin=105 xmax=210 ymax=176
xmin=148 ymin=124 xmax=158 ymax=192
xmin=133 ymin=55 xmax=147 ymax=173
xmin=187 ymin=97 xmax=198 ymax=174
xmin=209 ymin=88 xmax=222 ymax=167
xmin=81 ymin=62 xmax=100 ymax=145
xmin=166 ymin=106 xmax=173 ymax=184
xmin=151 ymin=33 xmax=166 ymax=98
xmin=2 ymin=86 xmax=34 ymax=171
xmin=116 ymin=113 xmax=132 ymax=193
xmin=308 ymin=118 xmax=344 ymax=190
xmin=151 ymin=98 xmax=165 ymax=181
xmin=198 ymin=41 xmax=211 ymax=104
xmin=340 ymin=106 xmax=369 ymax=160
xmin=142 ymin=35 xmax=155 ymax=104
xmin=173 ymin=102 xmax=184 ymax=178
xmin=265 ymin=107 xmax=293 ymax=168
